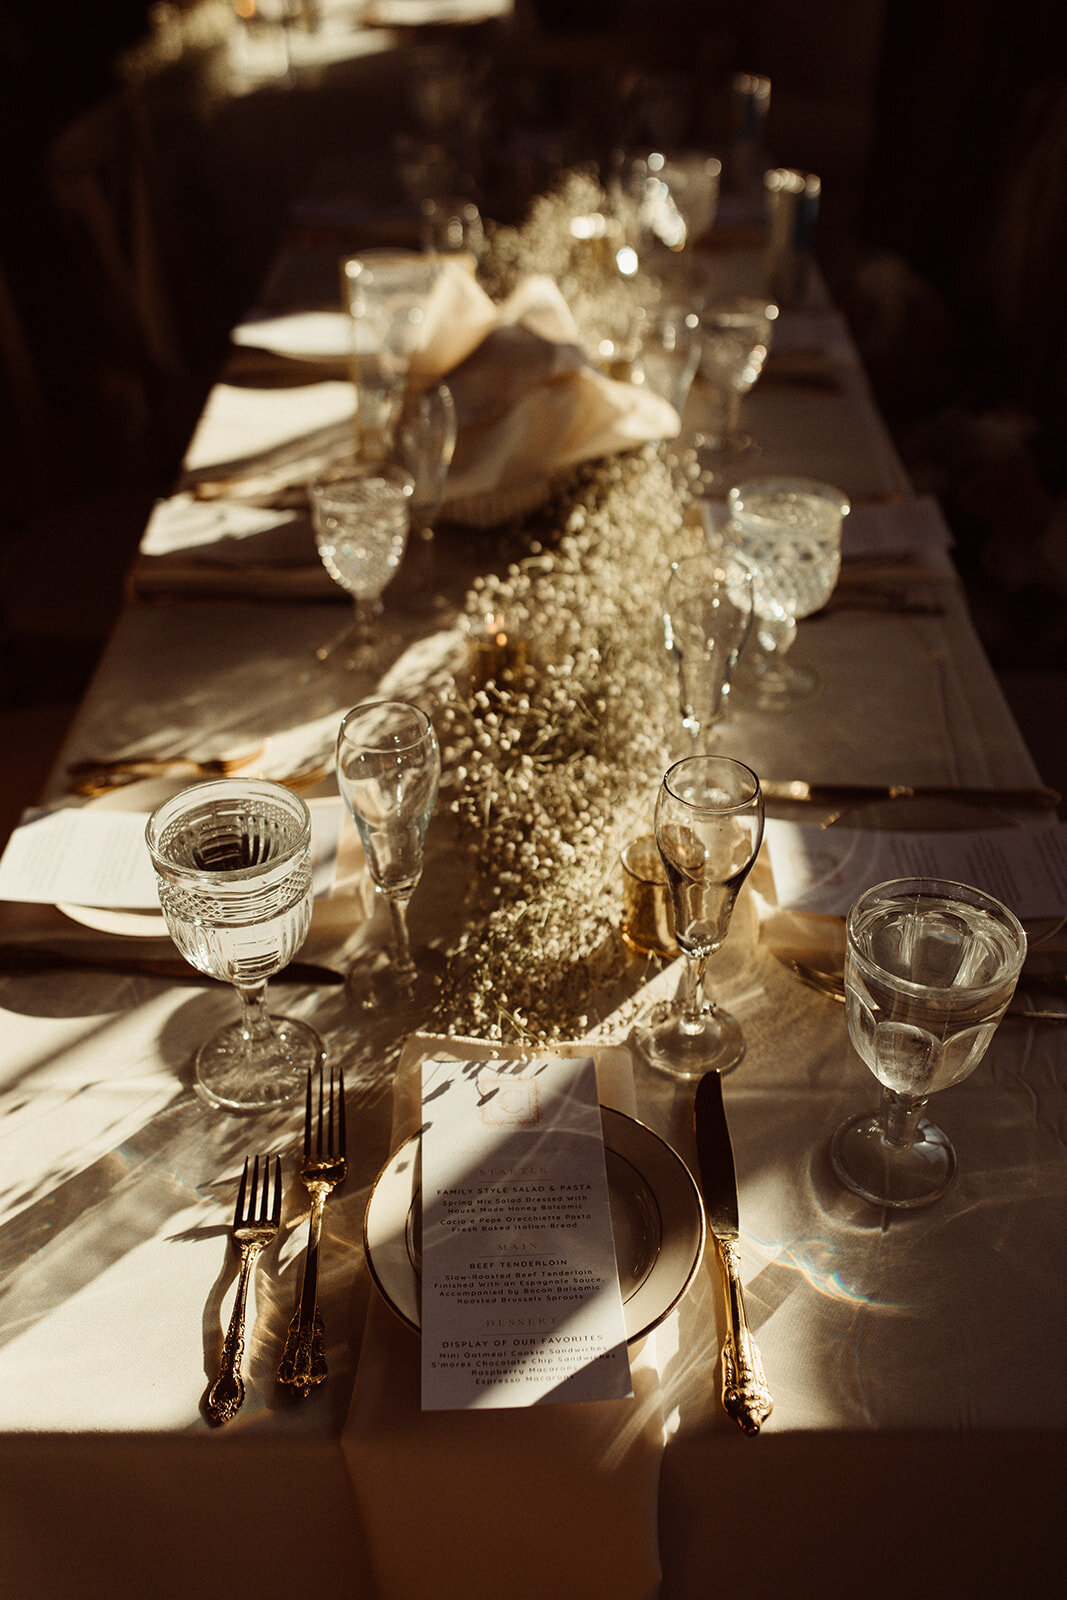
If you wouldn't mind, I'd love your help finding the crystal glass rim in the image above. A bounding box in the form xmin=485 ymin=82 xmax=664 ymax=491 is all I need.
xmin=145 ymin=779 xmax=312 ymax=880
xmin=337 ymin=699 xmax=436 ymax=757
xmin=845 ymin=875 xmax=1028 ymax=996
xmin=308 ymin=462 xmax=414 ymax=505
xmin=727 ymin=475 xmax=851 ymax=519
xmin=662 ymin=754 xmax=762 ymax=814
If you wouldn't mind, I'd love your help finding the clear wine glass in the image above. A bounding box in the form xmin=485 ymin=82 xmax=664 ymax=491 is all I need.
xmin=632 ymin=756 xmax=764 ymax=1079
xmin=694 ymin=294 xmax=778 ymax=465
xmin=146 ymin=779 xmax=324 ymax=1113
xmin=831 ymin=877 xmax=1027 ymax=1208
xmin=663 ymin=553 xmax=752 ymax=751
xmin=635 ymin=305 xmax=703 ymax=421
xmin=336 ymin=700 xmax=441 ymax=1006
xmin=310 ymin=462 xmax=414 ymax=667
xmin=341 ymin=253 xmax=442 ymax=461
xmin=393 ymin=382 xmax=457 ymax=538
xmin=727 ymin=476 xmax=850 ymax=708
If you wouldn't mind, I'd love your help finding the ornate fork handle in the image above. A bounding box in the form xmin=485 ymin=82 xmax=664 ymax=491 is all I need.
xmin=206 ymin=1240 xmax=264 ymax=1425
xmin=277 ymin=1182 xmax=332 ymax=1397
xmin=715 ymin=1235 xmax=773 ymax=1435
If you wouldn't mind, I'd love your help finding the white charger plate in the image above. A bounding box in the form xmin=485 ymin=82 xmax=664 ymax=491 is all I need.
xmin=364 ymin=1105 xmax=706 ymax=1346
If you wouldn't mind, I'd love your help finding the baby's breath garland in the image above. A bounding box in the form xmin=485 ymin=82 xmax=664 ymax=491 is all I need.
xmin=422 ymin=170 xmax=704 ymax=1042
xmin=429 ymin=445 xmax=702 ymax=1042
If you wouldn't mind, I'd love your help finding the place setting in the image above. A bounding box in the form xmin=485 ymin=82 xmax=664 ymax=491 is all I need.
xmin=6 ymin=25 xmax=1067 ymax=1598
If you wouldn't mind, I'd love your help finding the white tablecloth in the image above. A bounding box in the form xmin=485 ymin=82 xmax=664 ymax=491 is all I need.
xmin=2 ymin=238 xmax=1064 ymax=1600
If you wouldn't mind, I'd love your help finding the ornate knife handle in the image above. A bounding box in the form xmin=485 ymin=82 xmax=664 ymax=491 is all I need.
xmin=277 ymin=1193 xmax=328 ymax=1398
xmin=206 ymin=1242 xmax=262 ymax=1425
xmin=714 ymin=1235 xmax=773 ymax=1435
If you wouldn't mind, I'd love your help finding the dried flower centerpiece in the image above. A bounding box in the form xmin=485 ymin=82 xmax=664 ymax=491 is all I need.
xmin=430 ymin=444 xmax=704 ymax=1042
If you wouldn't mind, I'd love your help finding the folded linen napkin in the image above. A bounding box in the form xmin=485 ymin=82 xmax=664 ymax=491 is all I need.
xmin=340 ymin=1033 xmax=665 ymax=1600
xmin=181 ymin=262 xmax=678 ymax=529
xmin=417 ymin=270 xmax=681 ymax=522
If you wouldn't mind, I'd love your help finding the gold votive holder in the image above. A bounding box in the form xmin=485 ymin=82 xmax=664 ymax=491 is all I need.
xmin=621 ymin=835 xmax=678 ymax=959
xmin=465 ymin=612 xmax=530 ymax=694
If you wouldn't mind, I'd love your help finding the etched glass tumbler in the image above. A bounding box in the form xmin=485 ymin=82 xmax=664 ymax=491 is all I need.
xmin=146 ymin=779 xmax=324 ymax=1113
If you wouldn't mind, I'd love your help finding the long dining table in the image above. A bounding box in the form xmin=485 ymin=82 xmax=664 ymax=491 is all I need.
xmin=2 ymin=161 xmax=1065 ymax=1600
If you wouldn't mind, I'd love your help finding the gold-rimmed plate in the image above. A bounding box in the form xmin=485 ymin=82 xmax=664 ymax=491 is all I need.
xmin=363 ymin=1105 xmax=705 ymax=1346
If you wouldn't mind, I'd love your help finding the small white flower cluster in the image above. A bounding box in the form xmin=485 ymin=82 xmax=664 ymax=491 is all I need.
xmin=479 ymin=168 xmax=657 ymax=366
xmin=430 ymin=444 xmax=703 ymax=1043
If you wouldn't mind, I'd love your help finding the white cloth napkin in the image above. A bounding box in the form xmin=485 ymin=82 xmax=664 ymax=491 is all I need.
xmin=340 ymin=1033 xmax=665 ymax=1600
xmin=415 ymin=269 xmax=680 ymax=521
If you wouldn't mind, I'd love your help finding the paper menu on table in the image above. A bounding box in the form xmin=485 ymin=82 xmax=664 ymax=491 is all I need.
xmin=764 ymin=818 xmax=1067 ymax=920
xmin=419 ymin=1054 xmax=632 ymax=1411
xmin=0 ymin=801 xmax=344 ymax=908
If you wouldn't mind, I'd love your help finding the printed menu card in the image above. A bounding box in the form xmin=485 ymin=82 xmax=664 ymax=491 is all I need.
xmin=764 ymin=818 xmax=1067 ymax=919
xmin=419 ymin=1054 xmax=632 ymax=1411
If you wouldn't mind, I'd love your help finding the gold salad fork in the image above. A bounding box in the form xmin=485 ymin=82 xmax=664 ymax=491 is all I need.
xmin=277 ymin=1064 xmax=347 ymax=1398
xmin=206 ymin=1154 xmax=282 ymax=1425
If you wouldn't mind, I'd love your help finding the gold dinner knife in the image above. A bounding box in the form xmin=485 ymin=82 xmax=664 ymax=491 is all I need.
xmin=761 ymin=780 xmax=1061 ymax=809
xmin=693 ymin=1071 xmax=773 ymax=1435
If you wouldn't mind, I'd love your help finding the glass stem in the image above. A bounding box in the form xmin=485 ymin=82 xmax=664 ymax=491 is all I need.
xmin=880 ymin=1087 xmax=926 ymax=1150
xmin=677 ymin=950 xmax=711 ymax=1033
xmin=387 ymin=892 xmax=416 ymax=981
xmin=723 ymin=390 xmax=741 ymax=442
xmin=236 ymin=982 xmax=273 ymax=1051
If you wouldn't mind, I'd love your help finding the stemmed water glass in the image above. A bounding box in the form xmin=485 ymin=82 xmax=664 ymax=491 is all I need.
xmin=694 ymin=294 xmax=778 ymax=467
xmin=831 ymin=877 xmax=1027 ymax=1208
xmin=663 ymin=553 xmax=752 ymax=751
xmin=336 ymin=699 xmax=441 ymax=1006
xmin=632 ymin=756 xmax=764 ymax=1079
xmin=310 ymin=462 xmax=414 ymax=667
xmin=727 ymin=476 xmax=849 ymax=707
xmin=146 ymin=779 xmax=325 ymax=1113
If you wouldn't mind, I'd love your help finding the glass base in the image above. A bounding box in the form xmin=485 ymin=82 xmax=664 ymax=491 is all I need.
xmin=345 ymin=945 xmax=446 ymax=1025
xmin=738 ymin=656 xmax=820 ymax=710
xmin=830 ymin=1109 xmax=956 ymax=1208
xmin=631 ymin=998 xmax=746 ymax=1080
xmin=195 ymin=1015 xmax=324 ymax=1114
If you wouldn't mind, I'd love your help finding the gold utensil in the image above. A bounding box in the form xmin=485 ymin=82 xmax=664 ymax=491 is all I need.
xmin=277 ymin=1063 xmax=347 ymax=1398
xmin=789 ymin=960 xmax=1067 ymax=1021
xmin=762 ymin=780 xmax=1062 ymax=810
xmin=206 ymin=1154 xmax=282 ymax=1426
xmin=69 ymin=754 xmax=330 ymax=797
xmin=67 ymin=746 xmax=266 ymax=794
xmin=694 ymin=1072 xmax=772 ymax=1434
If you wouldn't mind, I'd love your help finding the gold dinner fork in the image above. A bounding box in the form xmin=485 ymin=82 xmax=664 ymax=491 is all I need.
xmin=205 ymin=1154 xmax=282 ymax=1425
xmin=277 ymin=1063 xmax=347 ymax=1398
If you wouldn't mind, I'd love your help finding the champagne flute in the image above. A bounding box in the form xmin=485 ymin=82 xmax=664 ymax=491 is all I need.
xmin=632 ymin=756 xmax=764 ymax=1079
xmin=663 ymin=554 xmax=752 ymax=751
xmin=831 ymin=877 xmax=1027 ymax=1208
xmin=336 ymin=700 xmax=440 ymax=1005
xmin=146 ymin=779 xmax=324 ymax=1113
